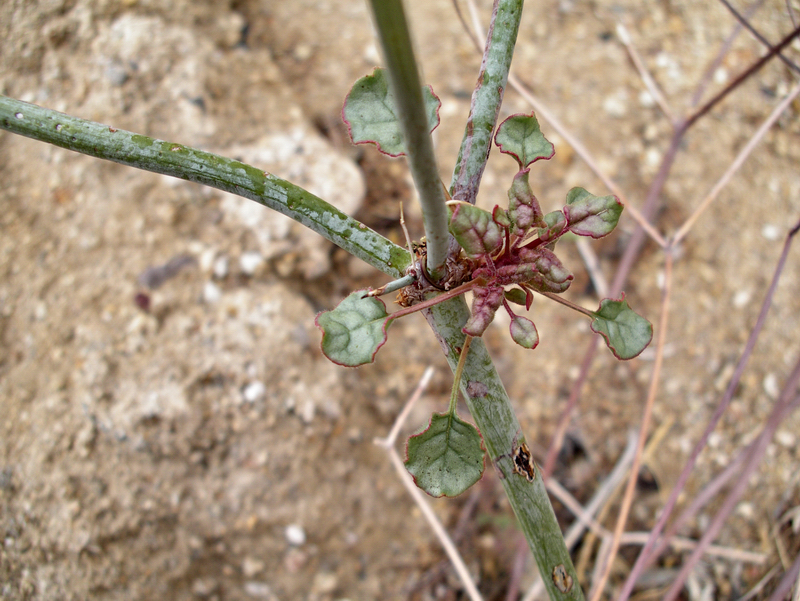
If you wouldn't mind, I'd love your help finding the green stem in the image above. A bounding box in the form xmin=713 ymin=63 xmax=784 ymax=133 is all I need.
xmin=424 ymin=297 xmax=584 ymax=600
xmin=448 ymin=335 xmax=473 ymax=414
xmin=0 ymin=95 xmax=411 ymax=279
xmin=450 ymin=0 xmax=524 ymax=205
xmin=367 ymin=0 xmax=451 ymax=281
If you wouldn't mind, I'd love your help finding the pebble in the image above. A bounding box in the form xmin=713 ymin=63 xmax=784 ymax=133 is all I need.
xmin=203 ymin=281 xmax=222 ymax=303
xmin=762 ymin=224 xmax=781 ymax=241
xmin=213 ymin=255 xmax=229 ymax=279
xmin=240 ymin=251 xmax=264 ymax=275
xmin=243 ymin=581 xmax=275 ymax=599
xmin=242 ymin=556 xmax=265 ymax=578
xmin=285 ymin=523 xmax=306 ymax=546
xmin=243 ymin=381 xmax=266 ymax=403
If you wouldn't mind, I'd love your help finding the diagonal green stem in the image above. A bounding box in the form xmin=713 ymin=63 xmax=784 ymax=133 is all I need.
xmin=0 ymin=95 xmax=411 ymax=279
xmin=450 ymin=0 xmax=524 ymax=205
xmin=367 ymin=0 xmax=451 ymax=281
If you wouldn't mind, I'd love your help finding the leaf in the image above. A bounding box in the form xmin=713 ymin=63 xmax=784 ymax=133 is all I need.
xmin=342 ymin=67 xmax=441 ymax=157
xmin=463 ymin=285 xmax=505 ymax=337
xmin=507 ymin=169 xmax=543 ymax=235
xmin=590 ymin=295 xmax=653 ymax=360
xmin=494 ymin=112 xmax=555 ymax=169
xmin=509 ymin=315 xmax=539 ymax=349
xmin=405 ymin=412 xmax=485 ymax=497
xmin=448 ymin=202 xmax=504 ymax=259
xmin=504 ymin=288 xmax=528 ymax=306
xmin=563 ymin=187 xmax=623 ymax=238
xmin=315 ymin=290 xmax=392 ymax=367
xmin=538 ymin=210 xmax=566 ymax=247
xmin=512 ymin=247 xmax=573 ymax=293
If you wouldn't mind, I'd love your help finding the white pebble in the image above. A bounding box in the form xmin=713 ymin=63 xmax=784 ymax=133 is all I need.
xmin=203 ymin=281 xmax=222 ymax=303
xmin=243 ymin=381 xmax=266 ymax=403
xmin=285 ymin=524 xmax=306 ymax=546
xmin=762 ymin=224 xmax=781 ymax=241
xmin=763 ymin=373 xmax=780 ymax=400
xmin=240 ymin=251 xmax=264 ymax=275
xmin=732 ymin=289 xmax=751 ymax=308
xmin=213 ymin=255 xmax=229 ymax=279
xmin=243 ymin=581 xmax=274 ymax=599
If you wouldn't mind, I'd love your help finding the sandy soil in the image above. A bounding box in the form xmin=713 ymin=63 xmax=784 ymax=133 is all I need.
xmin=1 ymin=0 xmax=799 ymax=599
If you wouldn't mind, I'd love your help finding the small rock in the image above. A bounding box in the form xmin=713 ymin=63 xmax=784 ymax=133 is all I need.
xmin=240 ymin=251 xmax=265 ymax=275
xmin=242 ymin=556 xmax=265 ymax=578
xmin=242 ymin=381 xmax=266 ymax=403
xmin=192 ymin=577 xmax=218 ymax=597
xmin=285 ymin=524 xmax=306 ymax=546
xmin=213 ymin=255 xmax=229 ymax=279
xmin=203 ymin=281 xmax=222 ymax=303
xmin=312 ymin=571 xmax=338 ymax=595
xmin=243 ymin=581 xmax=275 ymax=599
xmin=762 ymin=224 xmax=781 ymax=241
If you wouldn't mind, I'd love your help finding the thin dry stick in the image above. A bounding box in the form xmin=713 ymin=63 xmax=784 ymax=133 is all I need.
xmin=618 ymin=532 xmax=767 ymax=564
xmin=615 ymin=22 xmax=676 ymax=125
xmin=373 ymin=367 xmax=484 ymax=601
xmin=691 ymin=0 xmax=765 ymax=108
xmin=588 ymin=250 xmax=673 ymax=601
xmin=737 ymin=563 xmax=783 ymax=601
xmin=717 ymin=0 xmax=800 ymax=74
xmin=662 ymin=372 xmax=800 ymax=601
xmin=619 ymin=218 xmax=800 ymax=599
xmin=674 ymin=80 xmax=800 ymax=243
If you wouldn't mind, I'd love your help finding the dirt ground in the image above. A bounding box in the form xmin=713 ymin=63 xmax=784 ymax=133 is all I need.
xmin=1 ymin=0 xmax=799 ymax=599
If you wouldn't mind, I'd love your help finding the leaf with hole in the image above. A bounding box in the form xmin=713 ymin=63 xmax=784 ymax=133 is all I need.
xmin=315 ymin=290 xmax=392 ymax=367
xmin=494 ymin=112 xmax=555 ymax=169
xmin=564 ymin=187 xmax=623 ymax=238
xmin=342 ymin=67 xmax=440 ymax=157
xmin=405 ymin=412 xmax=485 ymax=497
xmin=591 ymin=295 xmax=653 ymax=360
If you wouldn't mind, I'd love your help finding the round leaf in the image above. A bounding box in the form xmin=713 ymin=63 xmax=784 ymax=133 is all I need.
xmin=590 ymin=295 xmax=653 ymax=360
xmin=315 ymin=290 xmax=392 ymax=367
xmin=448 ymin=202 xmax=504 ymax=259
xmin=494 ymin=112 xmax=555 ymax=169
xmin=509 ymin=315 xmax=539 ymax=349
xmin=564 ymin=187 xmax=623 ymax=238
xmin=342 ymin=67 xmax=441 ymax=157
xmin=405 ymin=412 xmax=485 ymax=497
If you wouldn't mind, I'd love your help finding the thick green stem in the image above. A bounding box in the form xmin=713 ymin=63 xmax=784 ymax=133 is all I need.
xmin=367 ymin=0 xmax=450 ymax=281
xmin=425 ymin=297 xmax=584 ymax=600
xmin=450 ymin=0 xmax=524 ymax=205
xmin=0 ymin=95 xmax=410 ymax=279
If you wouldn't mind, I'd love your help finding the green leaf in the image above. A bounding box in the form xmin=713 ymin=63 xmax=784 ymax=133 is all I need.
xmin=504 ymin=287 xmax=528 ymax=306
xmin=448 ymin=202 xmax=504 ymax=259
xmin=494 ymin=112 xmax=555 ymax=169
xmin=315 ymin=290 xmax=392 ymax=367
xmin=405 ymin=412 xmax=485 ymax=497
xmin=564 ymin=187 xmax=623 ymax=239
xmin=509 ymin=315 xmax=539 ymax=349
xmin=342 ymin=67 xmax=440 ymax=157
xmin=590 ymin=295 xmax=653 ymax=360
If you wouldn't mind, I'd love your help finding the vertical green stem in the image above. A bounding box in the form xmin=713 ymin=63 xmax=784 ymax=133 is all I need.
xmin=367 ymin=0 xmax=451 ymax=281
xmin=450 ymin=0 xmax=524 ymax=205
xmin=424 ymin=298 xmax=584 ymax=600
